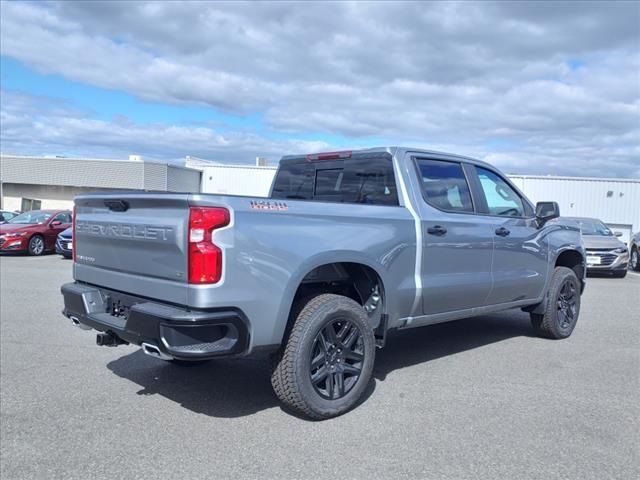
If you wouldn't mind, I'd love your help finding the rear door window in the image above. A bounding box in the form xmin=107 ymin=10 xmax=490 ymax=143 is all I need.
xmin=415 ymin=159 xmax=474 ymax=213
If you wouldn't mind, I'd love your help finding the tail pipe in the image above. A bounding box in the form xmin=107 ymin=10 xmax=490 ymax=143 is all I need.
xmin=141 ymin=343 xmax=173 ymax=361
xmin=70 ymin=316 xmax=92 ymax=331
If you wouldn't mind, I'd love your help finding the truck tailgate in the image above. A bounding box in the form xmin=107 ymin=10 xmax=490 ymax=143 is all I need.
xmin=73 ymin=193 xmax=191 ymax=305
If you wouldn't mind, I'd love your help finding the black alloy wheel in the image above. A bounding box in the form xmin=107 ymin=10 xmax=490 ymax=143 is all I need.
xmin=530 ymin=266 xmax=581 ymax=339
xmin=556 ymin=278 xmax=578 ymax=332
xmin=309 ymin=318 xmax=365 ymax=400
xmin=271 ymin=294 xmax=376 ymax=419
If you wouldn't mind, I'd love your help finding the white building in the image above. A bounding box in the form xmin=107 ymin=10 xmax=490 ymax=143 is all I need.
xmin=509 ymin=175 xmax=639 ymax=244
xmin=185 ymin=157 xmax=278 ymax=198
xmin=196 ymin=164 xmax=277 ymax=197
xmin=0 ymin=154 xmax=201 ymax=211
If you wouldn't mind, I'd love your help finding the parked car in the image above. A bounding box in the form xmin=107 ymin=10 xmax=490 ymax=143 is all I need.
xmin=56 ymin=227 xmax=73 ymax=259
xmin=61 ymin=147 xmax=586 ymax=419
xmin=565 ymin=217 xmax=629 ymax=278
xmin=0 ymin=210 xmax=72 ymax=255
xmin=629 ymin=231 xmax=640 ymax=272
xmin=0 ymin=210 xmax=19 ymax=224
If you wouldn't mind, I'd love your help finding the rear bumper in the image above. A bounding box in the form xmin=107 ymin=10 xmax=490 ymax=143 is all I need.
xmin=61 ymin=282 xmax=250 ymax=360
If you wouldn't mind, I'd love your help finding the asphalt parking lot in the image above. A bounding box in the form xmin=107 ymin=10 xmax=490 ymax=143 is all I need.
xmin=1 ymin=255 xmax=638 ymax=480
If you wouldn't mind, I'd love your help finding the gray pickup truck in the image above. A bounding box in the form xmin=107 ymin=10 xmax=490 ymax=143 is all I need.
xmin=61 ymin=147 xmax=586 ymax=419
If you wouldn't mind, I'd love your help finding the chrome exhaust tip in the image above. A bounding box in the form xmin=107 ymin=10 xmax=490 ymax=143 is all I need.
xmin=70 ymin=316 xmax=92 ymax=331
xmin=141 ymin=343 xmax=173 ymax=361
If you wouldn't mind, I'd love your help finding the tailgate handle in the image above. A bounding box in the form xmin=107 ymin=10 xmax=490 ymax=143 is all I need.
xmin=104 ymin=200 xmax=129 ymax=212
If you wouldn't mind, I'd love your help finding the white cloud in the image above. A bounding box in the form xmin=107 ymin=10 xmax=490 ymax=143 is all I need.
xmin=1 ymin=1 xmax=639 ymax=177
xmin=0 ymin=90 xmax=333 ymax=163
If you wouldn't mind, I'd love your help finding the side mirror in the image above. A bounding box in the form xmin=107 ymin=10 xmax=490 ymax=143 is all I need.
xmin=50 ymin=220 xmax=62 ymax=228
xmin=535 ymin=201 xmax=560 ymax=227
xmin=614 ymin=231 xmax=623 ymax=237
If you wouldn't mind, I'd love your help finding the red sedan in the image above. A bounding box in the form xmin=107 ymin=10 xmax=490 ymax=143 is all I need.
xmin=0 ymin=210 xmax=72 ymax=255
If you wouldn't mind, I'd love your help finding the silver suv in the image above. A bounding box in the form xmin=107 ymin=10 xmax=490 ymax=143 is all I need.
xmin=565 ymin=217 xmax=629 ymax=278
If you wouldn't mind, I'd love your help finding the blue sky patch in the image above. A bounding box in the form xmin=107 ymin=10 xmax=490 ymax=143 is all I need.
xmin=1 ymin=57 xmax=261 ymax=129
xmin=566 ymin=58 xmax=585 ymax=71
xmin=484 ymin=139 xmax=518 ymax=150
xmin=0 ymin=56 xmax=385 ymax=149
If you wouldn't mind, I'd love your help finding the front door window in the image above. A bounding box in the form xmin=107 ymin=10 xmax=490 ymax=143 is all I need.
xmin=476 ymin=167 xmax=524 ymax=217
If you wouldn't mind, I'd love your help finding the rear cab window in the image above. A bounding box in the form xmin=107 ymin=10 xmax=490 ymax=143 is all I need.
xmin=271 ymin=152 xmax=399 ymax=206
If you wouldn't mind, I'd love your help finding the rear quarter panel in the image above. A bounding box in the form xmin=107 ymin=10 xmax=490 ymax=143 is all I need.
xmin=188 ymin=194 xmax=417 ymax=350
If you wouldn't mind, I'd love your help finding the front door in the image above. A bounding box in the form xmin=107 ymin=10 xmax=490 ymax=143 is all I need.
xmin=471 ymin=166 xmax=549 ymax=305
xmin=45 ymin=212 xmax=72 ymax=250
xmin=413 ymin=158 xmax=494 ymax=315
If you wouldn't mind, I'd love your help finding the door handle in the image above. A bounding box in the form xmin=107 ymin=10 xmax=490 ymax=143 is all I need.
xmin=427 ymin=225 xmax=447 ymax=236
xmin=495 ymin=227 xmax=511 ymax=237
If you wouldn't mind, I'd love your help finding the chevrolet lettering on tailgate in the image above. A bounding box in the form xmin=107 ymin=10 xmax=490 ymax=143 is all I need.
xmin=75 ymin=221 xmax=173 ymax=242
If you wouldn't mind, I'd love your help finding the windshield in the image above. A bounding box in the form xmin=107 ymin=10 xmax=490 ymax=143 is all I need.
xmin=7 ymin=211 xmax=52 ymax=225
xmin=576 ymin=219 xmax=613 ymax=236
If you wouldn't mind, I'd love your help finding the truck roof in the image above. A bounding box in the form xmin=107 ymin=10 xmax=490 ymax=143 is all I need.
xmin=280 ymin=146 xmax=495 ymax=170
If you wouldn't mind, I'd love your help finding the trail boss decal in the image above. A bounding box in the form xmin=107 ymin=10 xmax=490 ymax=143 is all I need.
xmin=250 ymin=200 xmax=288 ymax=211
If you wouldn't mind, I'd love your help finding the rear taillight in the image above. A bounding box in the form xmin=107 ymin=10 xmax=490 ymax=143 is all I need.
xmin=188 ymin=207 xmax=230 ymax=284
xmin=72 ymin=206 xmax=76 ymax=262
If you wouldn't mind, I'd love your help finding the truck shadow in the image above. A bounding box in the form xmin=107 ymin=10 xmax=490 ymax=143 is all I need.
xmin=107 ymin=352 xmax=278 ymax=418
xmin=106 ymin=310 xmax=535 ymax=419
xmin=373 ymin=310 xmax=535 ymax=381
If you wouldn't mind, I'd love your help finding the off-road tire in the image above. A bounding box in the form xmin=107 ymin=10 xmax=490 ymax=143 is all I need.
xmin=28 ymin=235 xmax=45 ymax=256
xmin=531 ymin=266 xmax=581 ymax=339
xmin=271 ymin=294 xmax=375 ymax=420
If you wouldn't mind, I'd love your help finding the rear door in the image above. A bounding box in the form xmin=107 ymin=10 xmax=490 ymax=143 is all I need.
xmin=412 ymin=157 xmax=495 ymax=315
xmin=469 ymin=166 xmax=548 ymax=304
xmin=73 ymin=193 xmax=191 ymax=305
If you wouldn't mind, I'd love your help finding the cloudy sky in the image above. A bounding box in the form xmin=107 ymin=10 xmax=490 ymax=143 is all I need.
xmin=1 ymin=1 xmax=639 ymax=177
